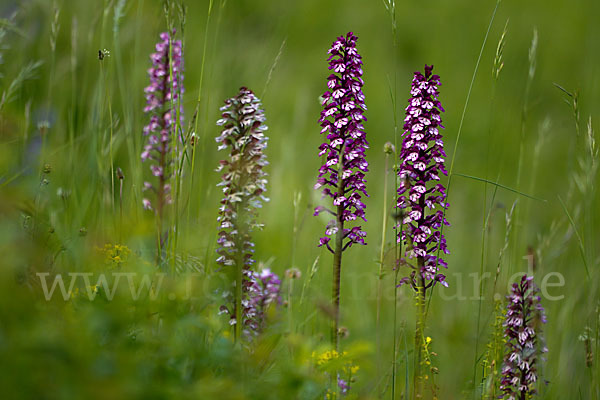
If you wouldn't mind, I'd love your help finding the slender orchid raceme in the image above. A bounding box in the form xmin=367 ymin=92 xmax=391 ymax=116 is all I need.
xmin=215 ymin=87 xmax=269 ymax=341
xmin=500 ymin=275 xmax=547 ymax=399
xmin=396 ymin=65 xmax=449 ymax=291
xmin=141 ymin=31 xmax=184 ymax=228
xmin=314 ymin=31 xmax=368 ymax=350
xmin=396 ymin=65 xmax=448 ymax=397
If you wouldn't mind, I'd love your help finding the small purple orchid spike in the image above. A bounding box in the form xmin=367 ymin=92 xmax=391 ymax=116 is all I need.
xmin=141 ymin=31 xmax=184 ymax=216
xmin=500 ymin=275 xmax=547 ymax=399
xmin=246 ymin=269 xmax=282 ymax=336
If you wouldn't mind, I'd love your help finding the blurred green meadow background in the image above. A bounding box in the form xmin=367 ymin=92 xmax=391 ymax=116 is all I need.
xmin=0 ymin=0 xmax=599 ymax=398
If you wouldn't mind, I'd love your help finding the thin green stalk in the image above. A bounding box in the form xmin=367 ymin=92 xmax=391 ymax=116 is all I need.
xmin=404 ymin=321 xmax=410 ymax=400
xmin=595 ymin=304 xmax=599 ymax=399
xmin=413 ymin=195 xmax=427 ymax=399
xmin=47 ymin=1 xmax=59 ymax=138
xmin=197 ymin=0 xmax=227 ymax=226
xmin=413 ymin=283 xmax=426 ymax=400
xmin=376 ymin=149 xmax=391 ymax=391
xmin=515 ymin=28 xmax=537 ymax=191
xmin=287 ymin=278 xmax=294 ymax=333
xmin=331 ymin=178 xmax=345 ymax=351
xmin=583 ymin=117 xmax=597 ymax=283
xmin=262 ymin=37 xmax=287 ymax=99
xmin=155 ymin=136 xmax=167 ymax=265
xmin=452 ymin=173 xmax=546 ymax=202
xmin=119 ymin=173 xmax=123 ymax=241
xmin=172 ymin=1 xmax=189 ymax=271
xmin=112 ymin=0 xmax=139 ymax=230
xmin=391 ymin=267 xmax=399 ymax=400
xmin=474 ymin=22 xmax=508 ymax=392
xmin=429 ymin=0 xmax=501 ymax=314
xmin=232 ymin=202 xmax=248 ymax=343
xmin=524 ymin=117 xmax=550 ymax=236
xmin=494 ymin=199 xmax=517 ymax=291
xmin=474 ymin=181 xmax=501 ymax=397
xmin=99 ymin=0 xmax=113 ymax=220
xmin=169 ymin=30 xmax=182 ymax=272
xmin=234 ymin=237 xmax=244 ymax=342
xmin=510 ymin=28 xmax=537 ymax=279
xmin=186 ymin=0 xmax=214 ymax=231
xmin=553 ymin=83 xmax=581 ymax=199
xmin=22 ymin=100 xmax=31 ymax=164
xmin=298 ymin=256 xmax=321 ymax=306
xmin=131 ymin=0 xmax=146 ymax=224
xmin=69 ymin=16 xmax=77 ymax=176
xmin=558 ymin=195 xmax=590 ymax=278
xmin=447 ymin=0 xmax=500 ymax=186
xmin=291 ymin=192 xmax=302 ymax=271
xmin=382 ymin=0 xmax=399 ymax=392
xmin=473 ymin=82 xmax=497 ymax=397
xmin=328 ymin=131 xmax=348 ymax=351
xmin=100 ymin=60 xmax=115 ymax=215
xmin=392 ymin=222 xmax=405 ymax=400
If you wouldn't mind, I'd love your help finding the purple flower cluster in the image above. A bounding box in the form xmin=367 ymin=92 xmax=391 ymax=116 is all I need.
xmin=219 ymin=269 xmax=280 ymax=338
xmin=396 ymin=65 xmax=449 ymax=289
xmin=314 ymin=32 xmax=369 ymax=252
xmin=141 ymin=31 xmax=184 ymax=212
xmin=337 ymin=375 xmax=349 ymax=395
xmin=215 ymin=87 xmax=269 ymax=330
xmin=247 ymin=269 xmax=282 ymax=335
xmin=500 ymin=275 xmax=547 ymax=399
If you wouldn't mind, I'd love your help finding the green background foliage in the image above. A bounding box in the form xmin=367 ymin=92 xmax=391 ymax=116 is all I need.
xmin=1 ymin=0 xmax=598 ymax=398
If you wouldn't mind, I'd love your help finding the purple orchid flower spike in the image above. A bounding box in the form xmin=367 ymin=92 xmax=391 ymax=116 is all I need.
xmin=246 ymin=269 xmax=282 ymax=337
xmin=396 ymin=65 xmax=449 ymax=291
xmin=314 ymin=32 xmax=368 ymax=350
xmin=141 ymin=31 xmax=184 ymax=219
xmin=396 ymin=66 xmax=448 ymax=397
xmin=315 ymin=31 xmax=369 ymax=252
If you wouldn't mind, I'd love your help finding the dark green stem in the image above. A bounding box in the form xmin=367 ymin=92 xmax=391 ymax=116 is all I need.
xmin=332 ymin=200 xmax=344 ymax=351
xmin=413 ymin=257 xmax=426 ymax=400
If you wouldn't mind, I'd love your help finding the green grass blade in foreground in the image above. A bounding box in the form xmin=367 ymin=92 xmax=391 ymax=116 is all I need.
xmin=262 ymin=38 xmax=287 ymax=99
xmin=558 ymin=195 xmax=590 ymax=278
xmin=428 ymin=0 xmax=501 ymax=314
xmin=452 ymin=173 xmax=546 ymax=202
xmin=187 ymin=0 xmax=214 ymax=230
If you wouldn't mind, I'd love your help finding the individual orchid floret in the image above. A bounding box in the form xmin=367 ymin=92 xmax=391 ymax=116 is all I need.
xmin=396 ymin=65 xmax=449 ymax=290
xmin=500 ymin=275 xmax=547 ymax=399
